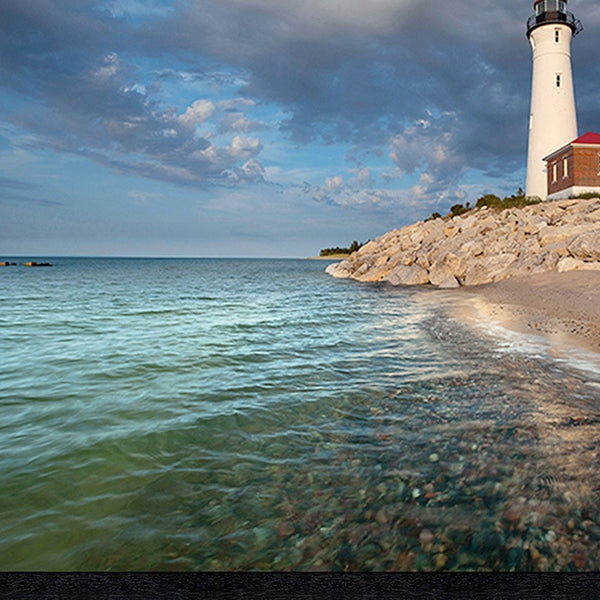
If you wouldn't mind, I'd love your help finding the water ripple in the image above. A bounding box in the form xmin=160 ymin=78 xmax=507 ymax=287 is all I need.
xmin=1 ymin=258 xmax=600 ymax=570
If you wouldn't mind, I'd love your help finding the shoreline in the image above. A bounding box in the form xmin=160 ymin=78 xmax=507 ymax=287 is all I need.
xmin=307 ymin=254 xmax=350 ymax=261
xmin=447 ymin=270 xmax=600 ymax=361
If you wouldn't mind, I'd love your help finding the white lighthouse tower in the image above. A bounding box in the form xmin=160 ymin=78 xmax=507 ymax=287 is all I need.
xmin=525 ymin=0 xmax=582 ymax=199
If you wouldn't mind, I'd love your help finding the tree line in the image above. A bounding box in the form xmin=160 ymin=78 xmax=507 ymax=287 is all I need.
xmin=319 ymin=240 xmax=366 ymax=256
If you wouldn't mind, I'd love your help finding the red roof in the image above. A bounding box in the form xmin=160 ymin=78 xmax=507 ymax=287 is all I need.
xmin=573 ymin=131 xmax=600 ymax=145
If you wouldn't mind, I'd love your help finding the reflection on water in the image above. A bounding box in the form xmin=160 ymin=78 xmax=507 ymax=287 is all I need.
xmin=0 ymin=259 xmax=600 ymax=571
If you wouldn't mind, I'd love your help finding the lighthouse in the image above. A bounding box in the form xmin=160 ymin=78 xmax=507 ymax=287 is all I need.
xmin=525 ymin=0 xmax=582 ymax=199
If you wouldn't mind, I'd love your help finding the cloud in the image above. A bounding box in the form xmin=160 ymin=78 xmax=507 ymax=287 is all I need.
xmin=0 ymin=175 xmax=36 ymax=191
xmin=128 ymin=190 xmax=163 ymax=205
xmin=1 ymin=38 xmax=267 ymax=187
xmin=132 ymin=0 xmax=543 ymax=198
xmin=236 ymin=158 xmax=266 ymax=183
xmin=217 ymin=112 xmax=264 ymax=133
xmin=1 ymin=0 xmax=600 ymax=205
xmin=177 ymin=99 xmax=216 ymax=128
xmin=325 ymin=176 xmax=344 ymax=193
xmin=0 ymin=175 xmax=63 ymax=207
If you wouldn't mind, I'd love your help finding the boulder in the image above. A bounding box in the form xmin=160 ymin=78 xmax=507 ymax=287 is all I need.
xmin=459 ymin=239 xmax=485 ymax=257
xmin=538 ymin=224 xmax=593 ymax=247
xmin=438 ymin=275 xmax=461 ymax=289
xmin=325 ymin=261 xmax=353 ymax=278
xmin=542 ymin=241 xmax=570 ymax=257
xmin=567 ymin=230 xmax=600 ymax=262
xmin=585 ymin=208 xmax=600 ymax=223
xmin=429 ymin=262 xmax=457 ymax=287
xmin=386 ymin=264 xmax=430 ymax=286
xmin=463 ymin=263 xmax=491 ymax=286
xmin=464 ymin=253 xmax=518 ymax=286
xmin=557 ymin=257 xmax=600 ymax=273
xmin=444 ymin=224 xmax=459 ymax=238
xmin=523 ymin=218 xmax=547 ymax=236
xmin=442 ymin=252 xmax=470 ymax=280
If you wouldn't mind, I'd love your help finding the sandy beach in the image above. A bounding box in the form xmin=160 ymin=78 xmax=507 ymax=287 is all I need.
xmin=453 ymin=270 xmax=600 ymax=357
xmin=307 ymin=254 xmax=350 ymax=261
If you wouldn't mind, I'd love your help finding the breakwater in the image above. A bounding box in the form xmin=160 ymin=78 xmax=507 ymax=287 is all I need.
xmin=326 ymin=198 xmax=600 ymax=287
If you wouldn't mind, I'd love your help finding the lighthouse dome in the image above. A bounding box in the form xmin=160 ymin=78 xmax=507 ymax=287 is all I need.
xmin=534 ymin=0 xmax=567 ymax=15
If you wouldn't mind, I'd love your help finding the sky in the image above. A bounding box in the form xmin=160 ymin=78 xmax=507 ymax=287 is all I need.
xmin=2 ymin=0 xmax=600 ymax=257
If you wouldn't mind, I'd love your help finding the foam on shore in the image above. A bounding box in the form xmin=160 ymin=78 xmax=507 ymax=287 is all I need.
xmin=448 ymin=270 xmax=600 ymax=375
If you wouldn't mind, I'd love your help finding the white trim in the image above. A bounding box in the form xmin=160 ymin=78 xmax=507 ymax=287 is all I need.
xmin=547 ymin=185 xmax=600 ymax=201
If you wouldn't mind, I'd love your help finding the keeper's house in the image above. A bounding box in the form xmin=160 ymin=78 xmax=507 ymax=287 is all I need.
xmin=544 ymin=131 xmax=600 ymax=200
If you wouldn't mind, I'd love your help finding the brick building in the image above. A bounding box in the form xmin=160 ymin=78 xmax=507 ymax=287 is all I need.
xmin=544 ymin=131 xmax=600 ymax=200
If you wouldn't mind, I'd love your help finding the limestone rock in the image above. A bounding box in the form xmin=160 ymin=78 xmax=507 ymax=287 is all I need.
xmin=428 ymin=262 xmax=457 ymax=287
xmin=585 ymin=208 xmax=600 ymax=223
xmin=386 ymin=264 xmax=430 ymax=286
xmin=557 ymin=257 xmax=600 ymax=273
xmin=539 ymin=224 xmax=593 ymax=247
xmin=568 ymin=231 xmax=600 ymax=261
xmin=325 ymin=261 xmax=353 ymax=278
xmin=438 ymin=275 xmax=460 ymax=289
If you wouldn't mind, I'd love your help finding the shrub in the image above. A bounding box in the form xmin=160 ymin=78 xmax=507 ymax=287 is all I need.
xmin=424 ymin=212 xmax=443 ymax=222
xmin=569 ymin=192 xmax=600 ymax=200
xmin=476 ymin=194 xmax=502 ymax=208
xmin=449 ymin=203 xmax=470 ymax=217
xmin=474 ymin=189 xmax=542 ymax=211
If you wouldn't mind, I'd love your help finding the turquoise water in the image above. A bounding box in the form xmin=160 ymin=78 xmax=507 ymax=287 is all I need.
xmin=1 ymin=258 xmax=600 ymax=571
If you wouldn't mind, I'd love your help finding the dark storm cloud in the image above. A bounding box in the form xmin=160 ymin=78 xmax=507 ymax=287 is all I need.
xmin=1 ymin=0 xmax=599 ymax=196
xmin=140 ymin=2 xmax=533 ymax=144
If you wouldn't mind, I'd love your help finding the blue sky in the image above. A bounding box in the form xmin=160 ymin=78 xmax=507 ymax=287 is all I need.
xmin=2 ymin=0 xmax=600 ymax=257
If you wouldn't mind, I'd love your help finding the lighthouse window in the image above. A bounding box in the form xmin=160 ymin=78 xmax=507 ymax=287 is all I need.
xmin=555 ymin=29 xmax=560 ymax=43
xmin=556 ymin=74 xmax=561 ymax=87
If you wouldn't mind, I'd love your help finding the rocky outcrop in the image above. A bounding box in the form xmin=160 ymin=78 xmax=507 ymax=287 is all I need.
xmin=326 ymin=198 xmax=600 ymax=287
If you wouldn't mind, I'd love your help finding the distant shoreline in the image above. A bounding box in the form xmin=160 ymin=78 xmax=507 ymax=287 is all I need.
xmin=307 ymin=254 xmax=350 ymax=261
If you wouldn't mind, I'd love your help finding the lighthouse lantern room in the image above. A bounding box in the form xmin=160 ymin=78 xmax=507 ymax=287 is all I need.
xmin=525 ymin=0 xmax=582 ymax=200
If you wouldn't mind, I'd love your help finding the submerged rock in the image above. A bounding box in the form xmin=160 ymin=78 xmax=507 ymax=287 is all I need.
xmin=325 ymin=198 xmax=600 ymax=287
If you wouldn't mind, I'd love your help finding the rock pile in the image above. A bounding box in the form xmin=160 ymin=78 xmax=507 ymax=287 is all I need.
xmin=326 ymin=198 xmax=600 ymax=287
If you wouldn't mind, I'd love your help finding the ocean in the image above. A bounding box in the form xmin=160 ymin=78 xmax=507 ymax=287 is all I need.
xmin=1 ymin=257 xmax=600 ymax=571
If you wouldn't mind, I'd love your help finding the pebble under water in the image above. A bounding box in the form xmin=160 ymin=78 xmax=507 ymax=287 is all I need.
xmin=1 ymin=258 xmax=600 ymax=571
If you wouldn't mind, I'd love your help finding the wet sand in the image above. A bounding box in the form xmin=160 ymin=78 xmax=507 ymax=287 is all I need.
xmin=454 ymin=270 xmax=600 ymax=356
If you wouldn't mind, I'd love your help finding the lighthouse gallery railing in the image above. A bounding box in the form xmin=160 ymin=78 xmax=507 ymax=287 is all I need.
xmin=526 ymin=10 xmax=583 ymax=37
